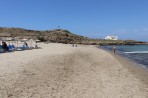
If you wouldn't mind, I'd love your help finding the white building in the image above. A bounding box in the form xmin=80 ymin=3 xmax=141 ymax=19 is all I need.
xmin=105 ymin=36 xmax=118 ymax=40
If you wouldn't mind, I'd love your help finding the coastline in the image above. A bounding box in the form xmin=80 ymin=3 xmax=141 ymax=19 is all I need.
xmin=0 ymin=43 xmax=148 ymax=97
xmin=101 ymin=48 xmax=148 ymax=87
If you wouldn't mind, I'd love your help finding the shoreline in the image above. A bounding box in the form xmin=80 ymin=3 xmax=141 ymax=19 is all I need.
xmin=102 ymin=48 xmax=148 ymax=87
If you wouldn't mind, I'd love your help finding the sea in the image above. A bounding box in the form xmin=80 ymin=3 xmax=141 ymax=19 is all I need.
xmin=100 ymin=45 xmax=148 ymax=68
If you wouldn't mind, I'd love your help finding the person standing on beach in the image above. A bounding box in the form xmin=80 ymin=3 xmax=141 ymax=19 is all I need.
xmin=113 ymin=45 xmax=116 ymax=54
xmin=2 ymin=41 xmax=9 ymax=52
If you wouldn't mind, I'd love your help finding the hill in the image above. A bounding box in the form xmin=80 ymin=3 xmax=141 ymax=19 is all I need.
xmin=0 ymin=27 xmax=87 ymax=44
xmin=0 ymin=27 xmax=147 ymax=45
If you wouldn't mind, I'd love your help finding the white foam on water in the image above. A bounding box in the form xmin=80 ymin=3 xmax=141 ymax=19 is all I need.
xmin=124 ymin=51 xmax=148 ymax=54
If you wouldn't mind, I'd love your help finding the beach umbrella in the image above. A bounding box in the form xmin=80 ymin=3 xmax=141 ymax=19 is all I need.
xmin=2 ymin=37 xmax=11 ymax=41
xmin=1 ymin=37 xmax=14 ymax=44
xmin=21 ymin=38 xmax=28 ymax=42
xmin=35 ymin=39 xmax=40 ymax=44
xmin=21 ymin=38 xmax=29 ymax=46
xmin=7 ymin=37 xmax=14 ymax=44
xmin=35 ymin=39 xmax=40 ymax=42
xmin=14 ymin=37 xmax=20 ymax=47
xmin=29 ymin=39 xmax=34 ymax=47
xmin=35 ymin=39 xmax=40 ymax=47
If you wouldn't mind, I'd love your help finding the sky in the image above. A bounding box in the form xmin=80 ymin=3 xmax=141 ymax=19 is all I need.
xmin=0 ymin=0 xmax=148 ymax=41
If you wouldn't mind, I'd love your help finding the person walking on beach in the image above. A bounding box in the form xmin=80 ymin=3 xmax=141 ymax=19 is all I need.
xmin=113 ymin=45 xmax=116 ymax=54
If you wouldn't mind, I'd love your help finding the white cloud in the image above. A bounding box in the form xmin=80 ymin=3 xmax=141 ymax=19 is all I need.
xmin=133 ymin=29 xmax=139 ymax=33
xmin=143 ymin=28 xmax=148 ymax=31
xmin=113 ymin=28 xmax=148 ymax=41
xmin=114 ymin=29 xmax=128 ymax=34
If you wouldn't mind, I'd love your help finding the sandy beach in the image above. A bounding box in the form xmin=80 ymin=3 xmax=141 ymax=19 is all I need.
xmin=0 ymin=43 xmax=148 ymax=98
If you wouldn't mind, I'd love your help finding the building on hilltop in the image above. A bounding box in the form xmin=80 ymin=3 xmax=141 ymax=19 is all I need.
xmin=105 ymin=36 xmax=118 ymax=40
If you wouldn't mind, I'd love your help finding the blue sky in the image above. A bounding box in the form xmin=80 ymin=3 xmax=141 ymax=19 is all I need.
xmin=0 ymin=0 xmax=148 ymax=41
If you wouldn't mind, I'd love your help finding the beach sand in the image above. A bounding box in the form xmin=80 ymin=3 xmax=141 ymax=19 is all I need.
xmin=0 ymin=43 xmax=148 ymax=98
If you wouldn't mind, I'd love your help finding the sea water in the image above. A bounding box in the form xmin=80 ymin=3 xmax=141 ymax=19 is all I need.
xmin=100 ymin=45 xmax=148 ymax=67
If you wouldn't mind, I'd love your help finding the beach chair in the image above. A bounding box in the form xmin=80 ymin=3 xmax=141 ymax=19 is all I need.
xmin=0 ymin=45 xmax=11 ymax=53
xmin=8 ymin=45 xmax=15 ymax=52
xmin=15 ymin=45 xmax=24 ymax=51
xmin=0 ymin=45 xmax=4 ymax=53
xmin=12 ymin=45 xmax=15 ymax=50
xmin=22 ymin=45 xmax=30 ymax=50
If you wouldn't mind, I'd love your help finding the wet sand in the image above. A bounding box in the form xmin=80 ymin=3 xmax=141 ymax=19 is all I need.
xmin=111 ymin=51 xmax=148 ymax=87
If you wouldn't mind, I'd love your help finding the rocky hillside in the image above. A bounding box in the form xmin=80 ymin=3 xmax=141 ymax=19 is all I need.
xmin=0 ymin=27 xmax=87 ymax=44
xmin=0 ymin=27 xmax=147 ymax=45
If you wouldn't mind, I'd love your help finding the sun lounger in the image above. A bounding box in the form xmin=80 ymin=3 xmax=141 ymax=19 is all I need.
xmin=8 ymin=45 xmax=15 ymax=52
xmin=0 ymin=45 xmax=4 ymax=53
